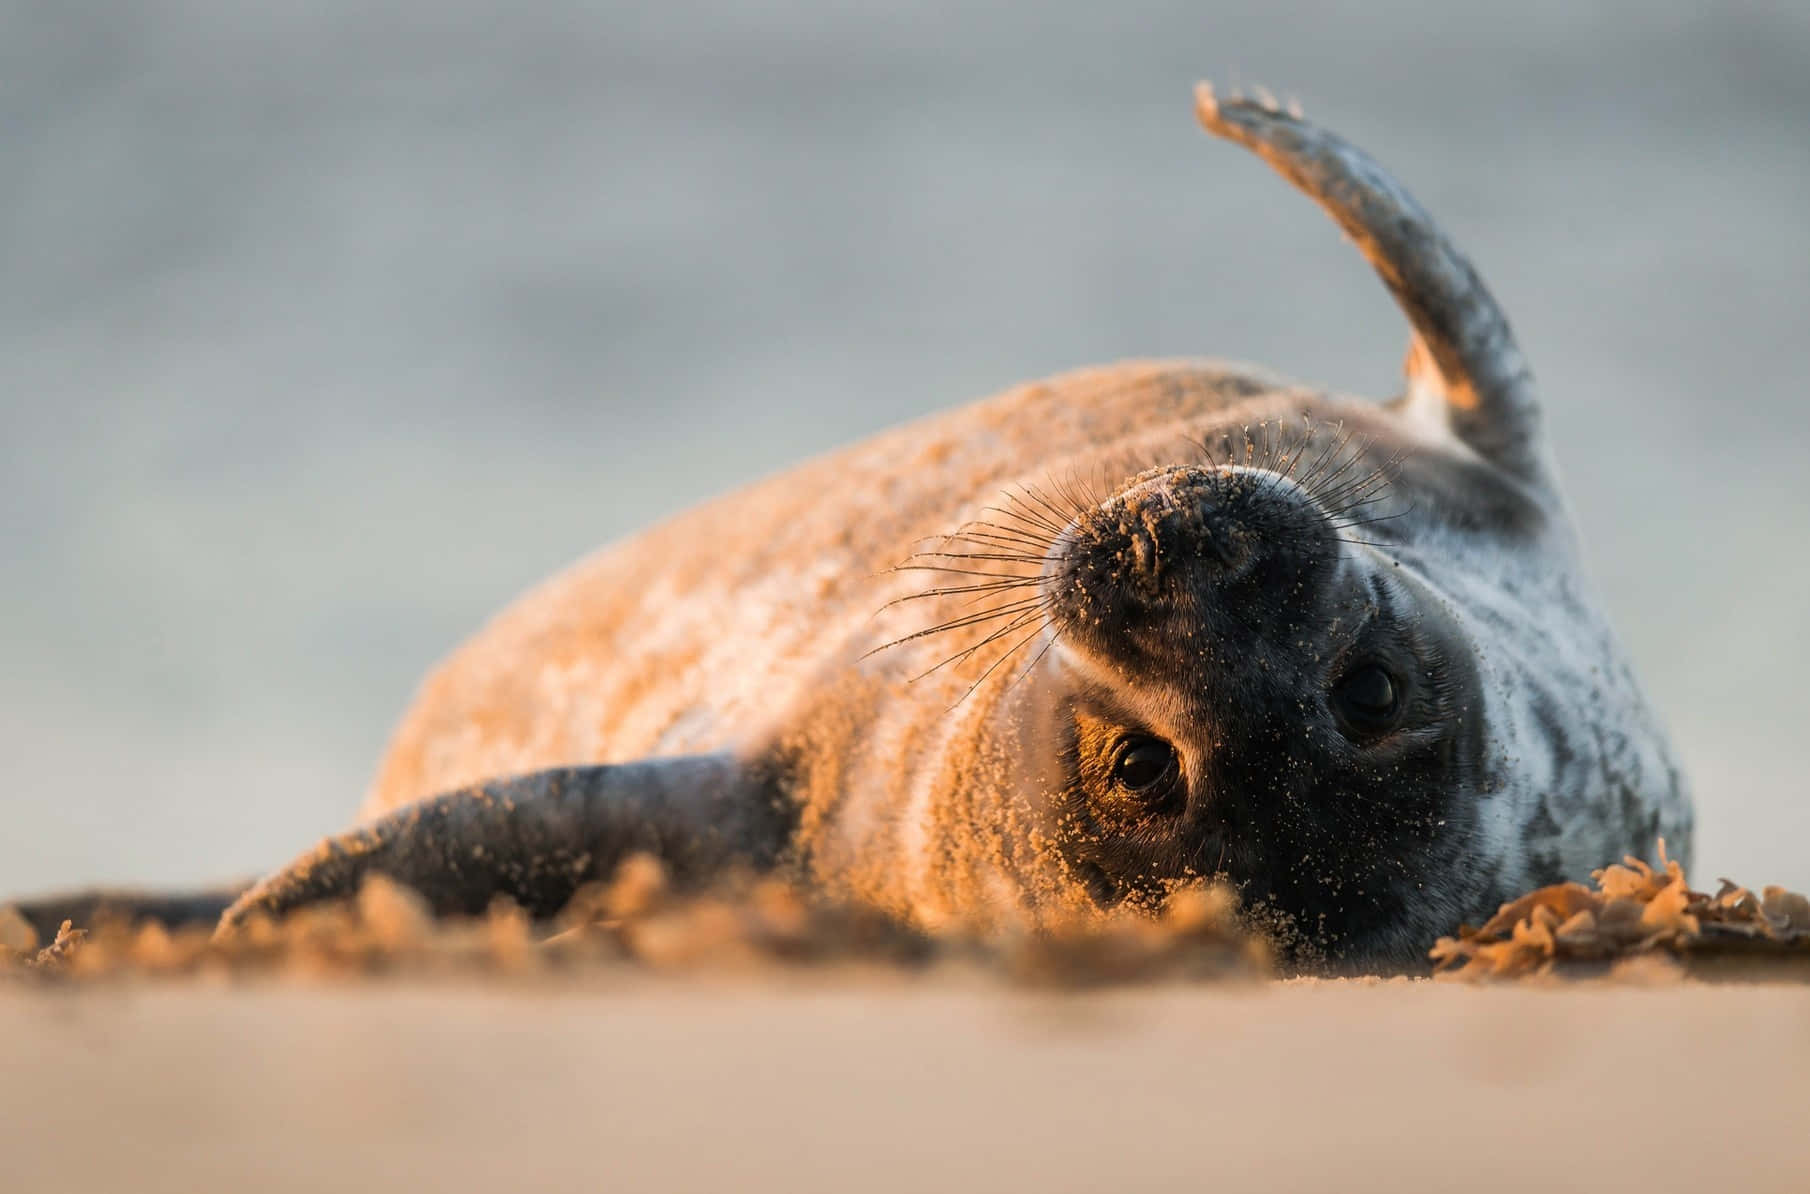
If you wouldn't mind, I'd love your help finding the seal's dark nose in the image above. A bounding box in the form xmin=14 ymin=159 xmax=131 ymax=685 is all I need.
xmin=1049 ymin=464 xmax=1332 ymax=602
xmin=1118 ymin=468 xmax=1256 ymax=578
xmin=1040 ymin=464 xmax=1338 ymax=669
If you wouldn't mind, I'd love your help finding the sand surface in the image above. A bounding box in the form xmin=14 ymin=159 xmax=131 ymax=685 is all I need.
xmin=4 ymin=978 xmax=1807 ymax=1193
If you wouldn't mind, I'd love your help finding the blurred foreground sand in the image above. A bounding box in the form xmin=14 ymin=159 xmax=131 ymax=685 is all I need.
xmin=4 ymin=979 xmax=1807 ymax=1193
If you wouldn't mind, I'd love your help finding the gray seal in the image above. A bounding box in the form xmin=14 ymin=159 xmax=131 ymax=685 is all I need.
xmin=41 ymin=86 xmax=1694 ymax=970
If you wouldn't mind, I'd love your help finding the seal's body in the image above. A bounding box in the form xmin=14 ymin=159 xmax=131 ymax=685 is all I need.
xmin=159 ymin=87 xmax=1692 ymax=969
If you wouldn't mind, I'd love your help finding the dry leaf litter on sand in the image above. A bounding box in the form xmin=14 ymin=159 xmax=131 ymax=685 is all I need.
xmin=1432 ymin=841 xmax=1810 ymax=980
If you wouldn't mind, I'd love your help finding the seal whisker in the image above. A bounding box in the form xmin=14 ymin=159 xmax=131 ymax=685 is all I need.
xmin=890 ymin=563 xmax=1041 ymax=581
xmin=898 ymin=554 xmax=1044 ymax=572
xmin=1317 ymin=462 xmax=1396 ymax=508
xmin=1003 ymin=488 xmax=1070 ymax=534
xmin=1276 ymin=415 xmax=1314 ymax=485
xmin=1304 ymin=423 xmax=1360 ymax=482
xmin=1314 ymin=446 xmax=1407 ymax=510
xmin=1019 ymin=482 xmax=1088 ymax=534
xmin=1321 ymin=496 xmax=1395 ymax=522
xmin=952 ymin=586 xmax=1038 ymax=612
xmin=1322 ymin=495 xmax=1390 ymax=525
xmin=999 ymin=626 xmax=1062 ymax=703
xmin=1262 ymin=419 xmax=1286 ymax=476
xmin=1333 ymin=536 xmax=1427 ymax=553
xmin=1294 ymin=421 xmax=1354 ymax=492
xmin=936 ymin=519 xmax=1048 ymax=548
xmin=904 ymin=584 xmax=1043 ymax=612
xmin=946 ymin=536 xmax=1050 ymax=561
xmin=1322 ymin=499 xmax=1401 ymax=529
xmin=981 ymin=501 xmax=1061 ymax=537
xmin=1245 ymin=422 xmax=1282 ymax=500
xmin=981 ymin=501 xmax=1065 ymax=540
xmin=1189 ymin=432 xmax=1223 ymax=471
xmin=919 ymin=606 xmax=1049 ymax=682
xmin=862 ymin=596 xmax=1047 ymax=659
xmin=940 ymin=540 xmax=1046 ymax=565
xmin=1079 ymin=462 xmax=1111 ymax=512
xmin=1329 ymin=505 xmax=1421 ymax=532
xmin=896 ymin=594 xmax=1046 ymax=635
xmin=876 ymin=580 xmax=1042 ymax=612
xmin=957 ymin=517 xmax=1052 ymax=547
xmin=1300 ymin=433 xmax=1374 ymax=502
xmin=948 ymin=513 xmax=1046 ymax=541
xmin=1323 ymin=467 xmax=1400 ymax=503
xmin=949 ymin=618 xmax=1053 ymax=708
xmin=1050 ymin=469 xmax=1100 ymax=525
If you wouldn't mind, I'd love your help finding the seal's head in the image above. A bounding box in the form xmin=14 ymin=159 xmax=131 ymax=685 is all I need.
xmin=931 ymin=83 xmax=1693 ymax=967
xmin=1026 ymin=453 xmax=1489 ymax=965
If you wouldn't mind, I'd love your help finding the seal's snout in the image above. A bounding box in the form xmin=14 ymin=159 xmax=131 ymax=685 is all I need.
xmin=1043 ymin=464 xmax=1336 ymax=654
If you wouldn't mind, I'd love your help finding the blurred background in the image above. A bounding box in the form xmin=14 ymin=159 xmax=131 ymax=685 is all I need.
xmin=2 ymin=1 xmax=1806 ymax=897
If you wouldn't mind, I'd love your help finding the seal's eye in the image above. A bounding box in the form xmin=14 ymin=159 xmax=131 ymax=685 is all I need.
xmin=1111 ymin=736 xmax=1179 ymax=797
xmin=1332 ymin=663 xmax=1402 ymax=736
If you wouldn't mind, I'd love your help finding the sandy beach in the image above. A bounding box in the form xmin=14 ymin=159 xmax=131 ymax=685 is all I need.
xmin=5 ymin=976 xmax=1807 ymax=1193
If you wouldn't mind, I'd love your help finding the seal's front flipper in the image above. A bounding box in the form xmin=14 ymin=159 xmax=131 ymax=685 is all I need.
xmin=5 ymin=886 xmax=250 ymax=944
xmin=217 ymin=754 xmax=792 ymax=935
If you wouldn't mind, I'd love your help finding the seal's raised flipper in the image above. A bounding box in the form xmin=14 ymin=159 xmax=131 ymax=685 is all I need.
xmin=217 ymin=755 xmax=791 ymax=935
xmin=1195 ymin=83 xmax=1550 ymax=486
xmin=6 ymin=887 xmax=249 ymax=944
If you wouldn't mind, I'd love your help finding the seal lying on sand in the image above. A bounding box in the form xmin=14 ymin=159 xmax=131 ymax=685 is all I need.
xmin=24 ymin=86 xmax=1691 ymax=970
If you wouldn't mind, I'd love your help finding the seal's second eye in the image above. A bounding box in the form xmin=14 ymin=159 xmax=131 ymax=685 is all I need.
xmin=1333 ymin=663 xmax=1401 ymax=736
xmin=1111 ymin=736 xmax=1179 ymax=796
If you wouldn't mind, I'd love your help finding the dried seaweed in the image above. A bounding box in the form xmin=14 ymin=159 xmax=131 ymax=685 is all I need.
xmin=1431 ymin=842 xmax=1810 ymax=981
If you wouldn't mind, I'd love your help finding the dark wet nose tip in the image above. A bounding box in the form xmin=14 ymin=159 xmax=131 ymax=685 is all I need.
xmin=1047 ymin=464 xmax=1333 ymax=600
xmin=1115 ymin=466 xmax=1261 ymax=570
